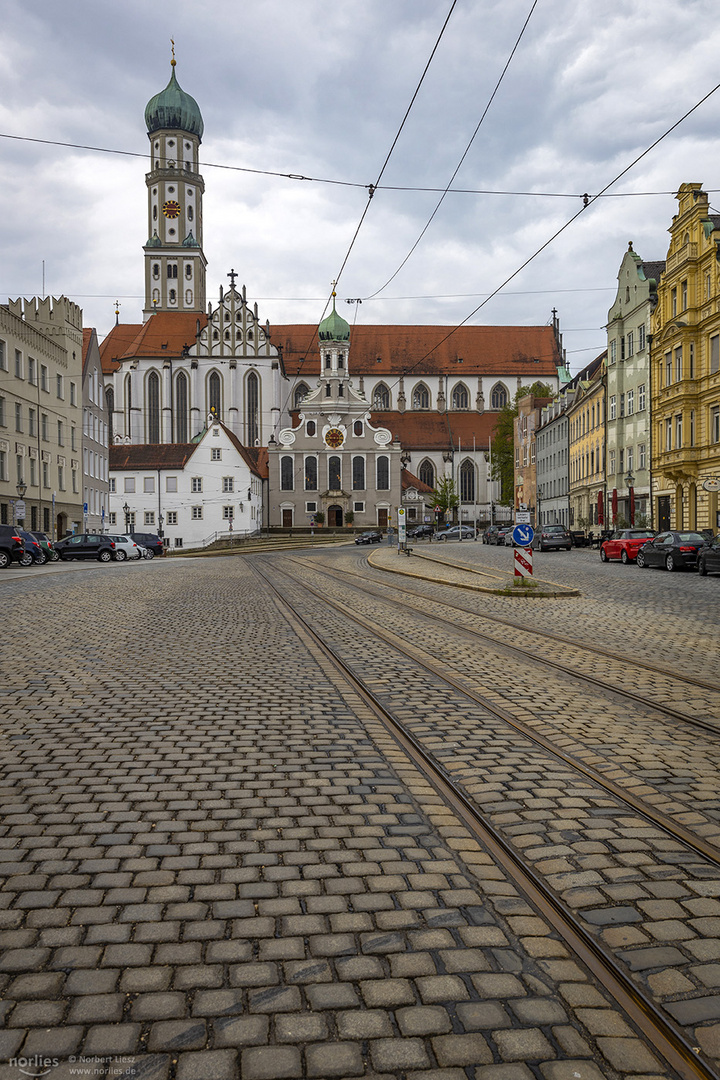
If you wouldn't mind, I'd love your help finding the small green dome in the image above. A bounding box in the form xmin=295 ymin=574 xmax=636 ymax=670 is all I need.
xmin=181 ymin=231 xmax=199 ymax=247
xmin=146 ymin=231 xmax=162 ymax=248
xmin=145 ymin=66 xmax=204 ymax=141
xmin=318 ymin=296 xmax=350 ymax=342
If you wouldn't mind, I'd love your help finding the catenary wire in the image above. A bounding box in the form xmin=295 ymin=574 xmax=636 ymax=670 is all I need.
xmin=364 ymin=0 xmax=539 ymax=302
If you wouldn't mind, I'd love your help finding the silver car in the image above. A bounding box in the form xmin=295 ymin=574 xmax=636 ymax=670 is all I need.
xmin=108 ymin=535 xmax=143 ymax=561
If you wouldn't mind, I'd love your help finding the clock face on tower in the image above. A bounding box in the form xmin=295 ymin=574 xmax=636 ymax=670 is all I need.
xmin=162 ymin=200 xmax=181 ymax=219
xmin=324 ymin=427 xmax=345 ymax=449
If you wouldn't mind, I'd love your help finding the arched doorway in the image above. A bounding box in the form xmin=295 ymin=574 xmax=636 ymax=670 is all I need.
xmin=328 ymin=504 xmax=343 ymax=527
xmin=56 ymin=513 xmax=67 ymax=540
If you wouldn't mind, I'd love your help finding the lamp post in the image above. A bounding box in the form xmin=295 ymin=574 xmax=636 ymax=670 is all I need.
xmin=625 ymin=470 xmax=635 ymax=527
xmin=15 ymin=480 xmax=27 ymax=526
xmin=123 ymin=502 xmax=131 ymax=534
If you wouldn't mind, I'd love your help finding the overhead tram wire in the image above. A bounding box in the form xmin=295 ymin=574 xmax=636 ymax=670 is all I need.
xmin=364 ymin=0 xmax=539 ymax=303
xmin=273 ymin=0 xmax=459 ymax=442
xmin=381 ymin=75 xmax=720 ymax=390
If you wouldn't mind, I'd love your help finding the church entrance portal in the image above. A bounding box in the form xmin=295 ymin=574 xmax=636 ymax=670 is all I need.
xmin=282 ymin=509 xmax=293 ymax=528
xmin=377 ymin=508 xmax=388 ymax=529
xmin=328 ymin=505 xmax=343 ymax=528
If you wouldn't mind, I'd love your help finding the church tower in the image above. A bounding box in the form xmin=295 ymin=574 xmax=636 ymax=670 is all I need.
xmin=142 ymin=55 xmax=207 ymax=318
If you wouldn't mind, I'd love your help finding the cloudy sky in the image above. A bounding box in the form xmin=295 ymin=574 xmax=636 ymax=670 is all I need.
xmin=1 ymin=0 xmax=719 ymax=371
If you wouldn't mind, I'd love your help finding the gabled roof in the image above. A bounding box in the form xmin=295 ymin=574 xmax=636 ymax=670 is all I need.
xmin=110 ymin=443 xmax=198 ymax=470
xmin=372 ymin=410 xmax=499 ymax=451
xmin=272 ymin=324 xmax=562 ymax=377
xmin=100 ymin=313 xmax=209 ymax=373
xmin=221 ymin=425 xmax=265 ymax=478
xmin=402 ymin=468 xmax=434 ymax=493
xmin=640 ymin=260 xmax=665 ymax=284
xmin=82 ymin=328 xmax=100 ymax=379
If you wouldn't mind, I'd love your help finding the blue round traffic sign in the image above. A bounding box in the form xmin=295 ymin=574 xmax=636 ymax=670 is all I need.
xmin=512 ymin=524 xmax=534 ymax=547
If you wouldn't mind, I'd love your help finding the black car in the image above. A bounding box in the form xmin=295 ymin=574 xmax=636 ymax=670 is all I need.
xmin=0 ymin=524 xmax=27 ymax=569
xmin=490 ymin=525 xmax=512 ymax=546
xmin=17 ymin=529 xmax=46 ymax=565
xmin=55 ymin=533 xmax=118 ymax=563
xmin=697 ymin=535 xmax=720 ymax=576
xmin=636 ymin=531 xmax=708 ymax=571
xmin=407 ymin=524 xmax=434 ymax=539
xmin=128 ymin=531 xmax=164 ymax=558
xmin=483 ymin=525 xmax=501 ymax=544
xmin=534 ymin=525 xmax=572 ymax=552
xmin=354 ymin=530 xmax=383 ymax=545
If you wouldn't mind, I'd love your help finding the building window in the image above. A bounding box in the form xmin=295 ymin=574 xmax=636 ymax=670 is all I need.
xmin=619 ymin=394 xmax=625 ymax=418
xmin=609 ymin=340 xmax=617 ymax=365
xmin=281 ymin=456 xmax=294 ymax=490
xmin=208 ymin=371 xmax=221 ymax=419
xmin=28 ymin=408 xmax=36 ymax=437
xmin=147 ymin=371 xmax=160 ymax=443
xmin=690 ymin=410 xmax=695 ymax=447
xmin=352 ymin=456 xmax=365 ymax=490
xmin=490 ymin=383 xmax=507 ymax=409
xmin=353 ymin=501 xmax=364 ymax=513
xmin=15 ymin=350 xmax=22 ymax=379
xmin=144 ymin=476 xmax=155 ymax=493
xmin=460 ymin=459 xmax=475 ymax=502
xmin=626 ymin=446 xmax=633 ymax=473
xmin=307 ymin=421 xmax=316 ymax=437
xmin=306 ymin=501 xmax=317 ymax=513
xmin=222 ymin=477 xmax=234 ymax=493
xmin=412 ymin=384 xmax=430 ymax=410
xmin=28 ymin=357 xmax=37 ymax=385
xmin=223 ymin=506 xmax=234 ymax=520
xmin=211 ymin=448 xmax=221 ymax=461
xmin=192 ymin=506 xmax=203 ymax=520
xmin=675 ymin=346 xmax=683 ymax=382
xmin=609 ymin=396 xmax=616 ymax=420
xmin=452 ymin=384 xmax=469 ymax=410
xmin=174 ymin=537 xmax=183 ymax=547
xmin=144 ymin=511 xmax=156 ymax=525
xmin=58 ymin=465 xmax=64 ymax=490
xmin=246 ymin=371 xmax=259 ymax=446
xmin=675 ymin=414 xmax=682 ymax=449
xmin=124 ymin=477 xmax=135 ymax=493
xmin=373 ymin=383 xmax=390 ymax=410
xmin=40 ymin=365 xmax=48 ymax=392
xmin=0 ymin=340 xmax=5 ymax=370
xmin=14 ymin=403 xmax=22 ymax=432
xmin=711 ymin=335 xmax=720 ymax=375
xmin=712 ymin=406 xmax=720 ymax=444
xmin=57 ymin=420 xmax=64 ymax=445
xmin=665 ymin=418 xmax=672 ymax=452
xmin=109 ymin=477 xmax=116 ymax=493
xmin=609 ymin=449 xmax=615 ymax=475
xmin=353 ymin=420 xmax=363 ymax=436
xmin=166 ymin=476 xmax=177 ymax=492
xmin=681 ymin=279 xmax=688 ymax=310
xmin=304 ymin=457 xmax=317 ymax=491
xmin=638 ymin=443 xmax=646 ymax=470
xmin=175 ymin=372 xmax=188 ymax=443
xmin=167 ymin=264 xmax=178 ymax=279
xmin=108 ymin=512 xmax=116 ymax=525
xmin=328 ymin=456 xmax=341 ymax=490
xmin=665 ymin=352 xmax=672 ymax=386
xmin=671 ymin=287 xmax=677 ymax=317
xmin=70 ymin=382 xmax=76 ymax=406
xmin=418 ymin=459 xmax=435 ymax=488
xmin=639 ymin=324 xmax=646 ymax=351
xmin=626 ymin=331 xmax=634 ymax=357
xmin=627 ymin=389 xmax=634 ymax=415
xmin=191 ymin=477 xmax=202 ymax=492
xmin=376 ymin=455 xmax=389 ymax=490
xmin=294 ymin=382 xmax=309 ymax=408
xmin=638 ymin=384 xmax=646 ymax=411
xmin=167 ymin=511 xmax=178 ymax=525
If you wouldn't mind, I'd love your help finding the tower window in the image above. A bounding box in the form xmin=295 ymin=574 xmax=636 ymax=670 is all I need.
xmin=169 ymin=289 xmax=176 ymax=304
xmin=185 ymin=264 xmax=192 ymax=279
xmin=153 ymin=206 xmax=157 ymax=220
xmin=187 ymin=206 xmax=194 ymax=221
xmin=167 ymin=265 xmax=178 ymax=279
xmin=152 ymin=264 xmax=159 ymax=279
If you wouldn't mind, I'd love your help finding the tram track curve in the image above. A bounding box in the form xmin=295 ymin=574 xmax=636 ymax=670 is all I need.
xmin=250 ymin=557 xmax=719 ymax=1080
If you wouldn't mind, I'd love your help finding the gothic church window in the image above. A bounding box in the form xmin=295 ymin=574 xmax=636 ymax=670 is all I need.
xmin=246 ymin=372 xmax=259 ymax=445
xmin=452 ymin=384 xmax=469 ymax=410
xmin=460 ymin=459 xmax=475 ymax=502
xmin=208 ymin=371 xmax=221 ymax=419
xmin=176 ymin=372 xmax=188 ymax=443
xmin=418 ymin=459 xmax=435 ymax=488
xmin=294 ymin=383 xmax=309 ymax=408
xmin=491 ymin=383 xmax=507 ymax=409
xmin=413 ymin=384 xmax=430 ymax=410
xmin=305 ymin=457 xmax=317 ymax=490
xmin=373 ymin=384 xmax=390 ymax=410
xmin=147 ymin=372 xmax=160 ymax=444
xmin=353 ymin=456 xmax=365 ymax=490
xmin=329 ymin=456 xmax=341 ymax=490
xmin=376 ymin=455 xmax=390 ymax=490
xmin=106 ymin=388 xmax=114 ymax=444
xmin=281 ymin=456 xmax=294 ymax=490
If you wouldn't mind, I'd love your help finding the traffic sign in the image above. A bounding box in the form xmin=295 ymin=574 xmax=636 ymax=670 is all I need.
xmin=512 ymin=523 xmax=534 ymax=548
xmin=515 ymin=511 xmax=531 ymax=524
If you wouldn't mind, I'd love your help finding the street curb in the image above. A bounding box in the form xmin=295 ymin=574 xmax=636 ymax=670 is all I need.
xmin=367 ymin=549 xmax=580 ymax=598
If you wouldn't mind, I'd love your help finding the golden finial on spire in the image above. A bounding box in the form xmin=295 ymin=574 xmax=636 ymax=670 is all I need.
xmin=171 ymin=38 xmax=176 ymax=67
xmin=331 ymin=279 xmax=337 ymax=298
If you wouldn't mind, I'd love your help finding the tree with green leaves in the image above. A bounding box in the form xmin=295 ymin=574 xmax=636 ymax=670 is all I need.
xmin=431 ymin=475 xmax=459 ymax=525
xmin=490 ymin=382 xmax=554 ymax=505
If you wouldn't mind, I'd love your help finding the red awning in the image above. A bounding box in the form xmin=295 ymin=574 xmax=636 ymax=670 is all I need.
xmin=597 ymin=490 xmax=604 ymax=525
xmin=611 ymin=488 xmax=618 ymax=520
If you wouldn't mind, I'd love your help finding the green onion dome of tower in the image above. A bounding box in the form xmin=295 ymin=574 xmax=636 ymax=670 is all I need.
xmin=318 ymin=294 xmax=350 ymax=342
xmin=145 ymin=64 xmax=204 ymax=141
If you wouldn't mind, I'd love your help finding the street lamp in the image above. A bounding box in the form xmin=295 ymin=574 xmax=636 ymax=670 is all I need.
xmin=625 ymin=470 xmax=635 ymax=527
xmin=14 ymin=480 xmax=27 ymax=527
xmin=16 ymin=480 xmax=27 ymax=499
xmin=123 ymin=502 xmax=131 ymax=534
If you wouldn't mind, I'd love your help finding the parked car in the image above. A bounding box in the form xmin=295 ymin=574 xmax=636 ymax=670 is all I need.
xmin=636 ymin=531 xmax=708 ymax=571
xmin=697 ymin=534 xmax=720 ymax=576
xmin=354 ymin=530 xmax=383 ymax=545
xmin=128 ymin=532 xmax=164 ymax=558
xmin=30 ymin=531 xmax=59 ymax=562
xmin=55 ymin=533 xmax=118 ymax=563
xmin=108 ymin=535 xmax=143 ymax=561
xmin=492 ymin=525 xmax=512 ymax=546
xmin=600 ymin=528 xmax=656 ymax=564
xmin=534 ymin=525 xmax=572 ymax=551
xmin=483 ymin=525 xmax=501 ymax=544
xmin=17 ymin=529 xmax=46 ymax=565
xmin=436 ymin=525 xmax=475 ymax=542
xmin=407 ymin=524 xmax=434 ymax=539
xmin=0 ymin=524 xmax=27 ymax=568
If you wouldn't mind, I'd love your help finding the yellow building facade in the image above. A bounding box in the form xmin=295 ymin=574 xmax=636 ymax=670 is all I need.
xmin=651 ymin=183 xmax=720 ymax=532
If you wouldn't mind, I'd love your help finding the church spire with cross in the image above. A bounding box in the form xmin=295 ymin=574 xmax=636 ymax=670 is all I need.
xmin=142 ymin=44 xmax=207 ymax=319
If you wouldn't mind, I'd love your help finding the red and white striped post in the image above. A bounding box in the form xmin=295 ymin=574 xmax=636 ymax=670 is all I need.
xmin=514 ymin=546 xmax=533 ymax=578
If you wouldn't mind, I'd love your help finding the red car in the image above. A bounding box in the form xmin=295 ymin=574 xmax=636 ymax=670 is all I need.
xmin=600 ymin=528 xmax=656 ymax=564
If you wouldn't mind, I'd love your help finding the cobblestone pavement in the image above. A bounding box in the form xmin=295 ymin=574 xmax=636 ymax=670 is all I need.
xmin=0 ymin=553 xmax=715 ymax=1079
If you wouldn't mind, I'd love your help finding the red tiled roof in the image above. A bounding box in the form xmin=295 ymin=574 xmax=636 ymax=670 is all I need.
xmin=402 ymin=468 xmax=433 ymax=493
xmin=271 ymin=324 xmax=561 ymax=377
xmin=110 ymin=443 xmax=198 ymax=470
xmin=100 ymin=313 xmax=208 ymax=373
xmin=372 ymin=410 xmax=499 ymax=451
xmin=222 ymin=425 xmax=265 ymax=478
